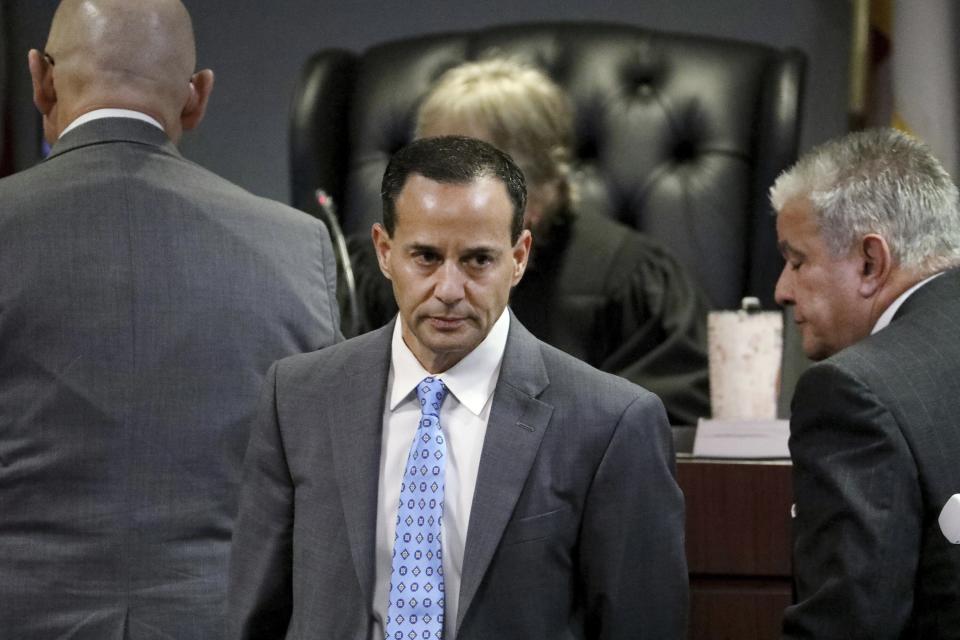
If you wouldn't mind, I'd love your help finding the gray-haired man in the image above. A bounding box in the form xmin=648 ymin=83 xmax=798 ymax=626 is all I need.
xmin=773 ymin=128 xmax=960 ymax=638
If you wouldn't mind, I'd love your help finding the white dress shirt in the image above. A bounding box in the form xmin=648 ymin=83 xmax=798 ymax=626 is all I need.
xmin=371 ymin=311 xmax=509 ymax=640
xmin=59 ymin=108 xmax=164 ymax=139
xmin=871 ymin=271 xmax=943 ymax=334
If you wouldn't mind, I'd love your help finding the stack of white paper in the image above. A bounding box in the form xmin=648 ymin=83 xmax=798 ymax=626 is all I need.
xmin=692 ymin=418 xmax=790 ymax=459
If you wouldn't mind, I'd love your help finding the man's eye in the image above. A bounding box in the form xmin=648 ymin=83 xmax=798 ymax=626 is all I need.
xmin=413 ymin=252 xmax=440 ymax=265
xmin=469 ymin=254 xmax=493 ymax=267
xmin=790 ymin=261 xmax=803 ymax=271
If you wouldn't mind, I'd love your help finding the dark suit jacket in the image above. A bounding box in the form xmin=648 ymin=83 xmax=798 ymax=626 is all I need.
xmin=783 ymin=268 xmax=960 ymax=639
xmin=228 ymin=313 xmax=688 ymax=639
xmin=0 ymin=118 xmax=340 ymax=640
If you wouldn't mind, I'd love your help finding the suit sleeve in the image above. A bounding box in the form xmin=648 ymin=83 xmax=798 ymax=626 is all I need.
xmin=783 ymin=362 xmax=921 ymax=639
xmin=579 ymin=391 xmax=689 ymax=639
xmin=227 ymin=362 xmax=295 ymax=639
xmin=601 ymin=237 xmax=710 ymax=426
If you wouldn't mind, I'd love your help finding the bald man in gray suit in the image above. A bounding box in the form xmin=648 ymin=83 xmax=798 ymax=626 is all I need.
xmin=0 ymin=1 xmax=339 ymax=638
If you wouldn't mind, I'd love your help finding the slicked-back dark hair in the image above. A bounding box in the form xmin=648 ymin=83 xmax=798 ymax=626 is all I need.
xmin=380 ymin=136 xmax=527 ymax=243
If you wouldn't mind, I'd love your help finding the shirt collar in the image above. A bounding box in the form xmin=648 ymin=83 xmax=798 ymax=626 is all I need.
xmin=871 ymin=271 xmax=943 ymax=334
xmin=388 ymin=310 xmax=510 ymax=416
xmin=60 ymin=109 xmax=165 ymax=139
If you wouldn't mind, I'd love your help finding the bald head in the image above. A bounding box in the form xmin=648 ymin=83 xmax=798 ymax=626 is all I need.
xmin=30 ymin=0 xmax=214 ymax=143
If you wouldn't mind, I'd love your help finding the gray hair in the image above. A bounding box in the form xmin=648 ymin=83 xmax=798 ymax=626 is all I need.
xmin=770 ymin=128 xmax=960 ymax=274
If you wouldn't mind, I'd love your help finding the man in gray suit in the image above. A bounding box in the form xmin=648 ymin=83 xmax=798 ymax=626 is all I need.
xmin=0 ymin=1 xmax=340 ymax=638
xmin=228 ymin=136 xmax=688 ymax=639
xmin=773 ymin=128 xmax=960 ymax=638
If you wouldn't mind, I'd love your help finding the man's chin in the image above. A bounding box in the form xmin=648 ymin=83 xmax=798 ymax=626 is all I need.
xmin=420 ymin=326 xmax=483 ymax=355
xmin=802 ymin=337 xmax=836 ymax=362
xmin=422 ymin=329 xmax=477 ymax=350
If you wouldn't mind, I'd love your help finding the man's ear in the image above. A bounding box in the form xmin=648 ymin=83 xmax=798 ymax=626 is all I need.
xmin=28 ymin=49 xmax=56 ymax=116
xmin=371 ymin=223 xmax=393 ymax=281
xmin=858 ymin=233 xmax=892 ymax=298
xmin=511 ymin=229 xmax=533 ymax=285
xmin=180 ymin=69 xmax=214 ymax=132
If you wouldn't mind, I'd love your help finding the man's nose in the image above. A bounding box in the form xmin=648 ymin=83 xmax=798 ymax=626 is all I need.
xmin=434 ymin=261 xmax=466 ymax=305
xmin=774 ymin=266 xmax=794 ymax=306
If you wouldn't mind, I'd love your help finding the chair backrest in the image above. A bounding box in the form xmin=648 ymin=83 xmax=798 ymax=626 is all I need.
xmin=290 ymin=22 xmax=805 ymax=309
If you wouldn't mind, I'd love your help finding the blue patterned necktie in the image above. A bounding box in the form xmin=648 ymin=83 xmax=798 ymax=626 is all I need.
xmin=386 ymin=376 xmax=449 ymax=640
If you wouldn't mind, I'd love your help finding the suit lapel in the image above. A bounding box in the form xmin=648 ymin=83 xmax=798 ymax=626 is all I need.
xmin=456 ymin=315 xmax=554 ymax=631
xmin=327 ymin=323 xmax=394 ymax=605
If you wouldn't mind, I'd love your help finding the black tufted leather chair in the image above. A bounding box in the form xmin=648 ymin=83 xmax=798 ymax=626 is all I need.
xmin=289 ymin=22 xmax=805 ymax=309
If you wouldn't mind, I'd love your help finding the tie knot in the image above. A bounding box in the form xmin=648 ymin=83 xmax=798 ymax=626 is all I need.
xmin=416 ymin=376 xmax=447 ymax=417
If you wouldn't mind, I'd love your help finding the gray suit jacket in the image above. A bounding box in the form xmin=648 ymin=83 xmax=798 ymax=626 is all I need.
xmin=783 ymin=268 xmax=960 ymax=639
xmin=0 ymin=118 xmax=340 ymax=640
xmin=228 ymin=313 xmax=688 ymax=639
